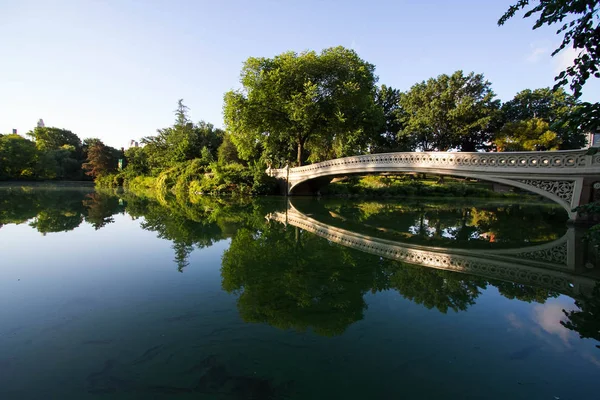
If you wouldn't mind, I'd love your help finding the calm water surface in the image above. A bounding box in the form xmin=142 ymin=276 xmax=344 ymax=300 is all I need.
xmin=0 ymin=187 xmax=599 ymax=399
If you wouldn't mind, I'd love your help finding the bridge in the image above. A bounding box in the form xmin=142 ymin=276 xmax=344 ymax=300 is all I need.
xmin=267 ymin=201 xmax=600 ymax=299
xmin=267 ymin=149 xmax=600 ymax=220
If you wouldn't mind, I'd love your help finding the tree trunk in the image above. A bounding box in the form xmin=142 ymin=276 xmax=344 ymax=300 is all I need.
xmin=297 ymin=140 xmax=304 ymax=166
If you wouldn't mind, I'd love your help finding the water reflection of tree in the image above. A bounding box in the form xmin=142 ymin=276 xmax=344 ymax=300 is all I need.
xmin=387 ymin=264 xmax=487 ymax=313
xmin=83 ymin=192 xmax=123 ymax=230
xmin=26 ymin=190 xmax=88 ymax=234
xmin=3 ymin=189 xmax=591 ymax=343
xmin=221 ymin=224 xmax=386 ymax=336
xmin=0 ymin=188 xmax=40 ymax=228
xmin=0 ymin=187 xmax=126 ymax=234
xmin=492 ymin=281 xmax=559 ymax=304
xmin=562 ymin=284 xmax=600 ymax=349
xmin=122 ymin=194 xmax=275 ymax=271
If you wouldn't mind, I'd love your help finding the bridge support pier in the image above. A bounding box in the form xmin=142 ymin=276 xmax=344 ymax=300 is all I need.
xmin=570 ymin=177 xmax=600 ymax=224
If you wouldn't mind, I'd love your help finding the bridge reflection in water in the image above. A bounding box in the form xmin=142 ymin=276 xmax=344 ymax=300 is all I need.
xmin=267 ymin=200 xmax=600 ymax=300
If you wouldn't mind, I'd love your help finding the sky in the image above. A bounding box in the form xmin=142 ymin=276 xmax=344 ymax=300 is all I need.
xmin=1 ymin=0 xmax=599 ymax=149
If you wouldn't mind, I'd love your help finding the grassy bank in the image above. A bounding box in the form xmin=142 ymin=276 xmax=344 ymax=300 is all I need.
xmin=320 ymin=175 xmax=533 ymax=199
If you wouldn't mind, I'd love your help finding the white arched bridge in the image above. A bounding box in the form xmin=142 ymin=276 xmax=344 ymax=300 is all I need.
xmin=267 ymin=149 xmax=600 ymax=220
xmin=267 ymin=202 xmax=600 ymax=299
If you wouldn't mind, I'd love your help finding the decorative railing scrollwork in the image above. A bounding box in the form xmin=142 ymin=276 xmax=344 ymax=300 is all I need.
xmin=269 ymin=150 xmax=590 ymax=178
xmin=515 ymin=180 xmax=576 ymax=204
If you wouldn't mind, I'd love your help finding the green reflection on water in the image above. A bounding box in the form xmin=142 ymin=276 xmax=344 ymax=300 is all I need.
xmin=2 ymin=186 xmax=600 ymax=399
xmin=2 ymin=186 xmax=598 ymax=346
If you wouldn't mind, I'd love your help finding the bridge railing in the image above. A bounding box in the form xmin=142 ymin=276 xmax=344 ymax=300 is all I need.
xmin=267 ymin=149 xmax=594 ymax=178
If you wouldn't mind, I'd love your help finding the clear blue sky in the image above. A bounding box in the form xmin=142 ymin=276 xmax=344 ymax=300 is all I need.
xmin=2 ymin=0 xmax=598 ymax=148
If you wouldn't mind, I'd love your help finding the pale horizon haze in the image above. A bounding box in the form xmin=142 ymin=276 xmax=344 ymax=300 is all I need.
xmin=1 ymin=0 xmax=599 ymax=148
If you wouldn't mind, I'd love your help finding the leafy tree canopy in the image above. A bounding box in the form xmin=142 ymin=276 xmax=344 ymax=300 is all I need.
xmin=399 ymin=71 xmax=500 ymax=152
xmin=0 ymin=134 xmax=38 ymax=180
xmin=142 ymin=99 xmax=224 ymax=172
xmin=371 ymin=85 xmax=412 ymax=152
xmin=495 ymin=118 xmax=561 ymax=151
xmin=223 ymin=46 xmax=381 ymax=166
xmin=26 ymin=127 xmax=81 ymax=152
xmin=501 ymin=87 xmax=586 ymax=149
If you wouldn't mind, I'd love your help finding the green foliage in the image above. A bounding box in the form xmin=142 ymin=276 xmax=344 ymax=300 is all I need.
xmin=494 ymin=118 xmax=561 ymax=151
xmin=371 ymin=85 xmax=411 ymax=152
xmin=27 ymin=127 xmax=81 ymax=153
xmin=399 ymin=70 xmax=500 ymax=151
xmin=388 ymin=264 xmax=485 ymax=313
xmin=562 ymin=284 xmax=600 ymax=348
xmin=222 ymin=225 xmax=377 ymax=336
xmin=142 ymin=100 xmax=224 ymax=172
xmin=217 ymin=134 xmax=240 ymax=164
xmin=200 ymin=146 xmax=214 ymax=165
xmin=493 ymin=281 xmax=559 ymax=304
xmin=0 ymin=134 xmax=38 ymax=180
xmin=124 ymin=146 xmax=149 ymax=175
xmin=501 ymin=88 xmax=586 ymax=149
xmin=1 ymin=189 xmax=571 ymax=338
xmin=224 ymin=46 xmax=380 ymax=166
xmin=499 ymin=0 xmax=599 ymax=98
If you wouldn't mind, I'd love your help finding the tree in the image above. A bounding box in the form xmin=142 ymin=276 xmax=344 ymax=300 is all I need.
xmin=124 ymin=146 xmax=149 ymax=175
xmin=399 ymin=71 xmax=500 ymax=151
xmin=26 ymin=127 xmax=81 ymax=152
xmin=194 ymin=121 xmax=224 ymax=160
xmin=371 ymin=85 xmax=412 ymax=152
xmin=499 ymin=0 xmax=599 ymax=98
xmin=0 ymin=134 xmax=38 ymax=179
xmin=217 ymin=134 xmax=241 ymax=164
xmin=501 ymin=88 xmax=586 ymax=149
xmin=223 ymin=46 xmax=380 ymax=166
xmin=142 ymin=100 xmax=224 ymax=171
xmin=82 ymin=140 xmax=114 ymax=178
xmin=494 ymin=118 xmax=561 ymax=151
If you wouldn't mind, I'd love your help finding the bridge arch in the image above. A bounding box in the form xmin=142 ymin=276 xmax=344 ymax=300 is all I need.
xmin=288 ymin=170 xmax=578 ymax=218
xmin=267 ymin=150 xmax=600 ymax=220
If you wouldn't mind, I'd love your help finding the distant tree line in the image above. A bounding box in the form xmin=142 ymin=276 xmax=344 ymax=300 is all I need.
xmin=0 ymin=126 xmax=122 ymax=181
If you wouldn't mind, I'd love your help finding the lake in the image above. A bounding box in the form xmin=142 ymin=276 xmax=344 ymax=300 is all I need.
xmin=0 ymin=186 xmax=599 ymax=399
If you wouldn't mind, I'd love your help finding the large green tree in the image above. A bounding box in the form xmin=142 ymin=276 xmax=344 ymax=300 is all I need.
xmin=501 ymin=87 xmax=586 ymax=148
xmin=371 ymin=85 xmax=412 ymax=152
xmin=26 ymin=126 xmax=81 ymax=152
xmin=223 ymin=46 xmax=380 ymax=166
xmin=399 ymin=71 xmax=500 ymax=152
xmin=0 ymin=134 xmax=38 ymax=179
